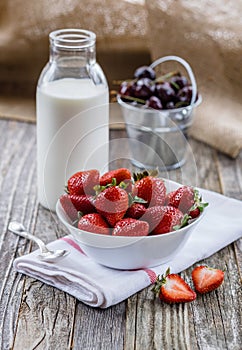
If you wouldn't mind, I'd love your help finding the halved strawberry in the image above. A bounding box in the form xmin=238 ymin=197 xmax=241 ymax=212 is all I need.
xmin=113 ymin=218 xmax=149 ymax=237
xmin=192 ymin=265 xmax=224 ymax=294
xmin=95 ymin=186 xmax=129 ymax=227
xmin=67 ymin=169 xmax=100 ymax=195
xmin=100 ymin=168 xmax=132 ymax=186
xmin=153 ymin=268 xmax=196 ymax=303
xmin=166 ymin=186 xmax=208 ymax=217
xmin=143 ymin=205 xmax=184 ymax=234
xmin=78 ymin=213 xmax=110 ymax=235
xmin=133 ymin=175 xmax=166 ymax=207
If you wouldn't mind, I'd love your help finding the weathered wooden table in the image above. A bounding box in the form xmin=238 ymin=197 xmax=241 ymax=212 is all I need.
xmin=0 ymin=118 xmax=241 ymax=350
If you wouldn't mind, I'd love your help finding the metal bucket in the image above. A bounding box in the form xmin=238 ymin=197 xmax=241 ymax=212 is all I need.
xmin=118 ymin=96 xmax=201 ymax=170
xmin=118 ymin=55 xmax=202 ymax=170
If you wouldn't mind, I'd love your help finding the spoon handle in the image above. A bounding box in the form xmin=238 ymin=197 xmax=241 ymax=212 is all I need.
xmin=9 ymin=225 xmax=49 ymax=254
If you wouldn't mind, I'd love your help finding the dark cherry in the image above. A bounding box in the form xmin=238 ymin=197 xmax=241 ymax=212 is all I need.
xmin=166 ymin=101 xmax=175 ymax=109
xmin=119 ymin=66 xmax=199 ymax=110
xmin=133 ymin=78 xmax=155 ymax=100
xmin=177 ymin=85 xmax=193 ymax=104
xmin=119 ymin=81 xmax=136 ymax=102
xmin=155 ymin=82 xmax=176 ymax=104
xmin=134 ymin=66 xmax=156 ymax=80
xmin=170 ymin=75 xmax=188 ymax=92
xmin=145 ymin=96 xmax=163 ymax=110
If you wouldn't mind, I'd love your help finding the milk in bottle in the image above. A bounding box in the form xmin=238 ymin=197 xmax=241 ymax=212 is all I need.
xmin=36 ymin=29 xmax=109 ymax=211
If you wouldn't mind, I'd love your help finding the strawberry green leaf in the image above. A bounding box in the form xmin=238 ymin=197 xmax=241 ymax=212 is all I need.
xmin=133 ymin=196 xmax=147 ymax=204
xmin=118 ymin=181 xmax=129 ymax=190
xmin=128 ymin=193 xmax=147 ymax=206
xmin=94 ymin=178 xmax=118 ymax=195
xmin=193 ymin=189 xmax=209 ymax=211
xmin=173 ymin=213 xmax=190 ymax=230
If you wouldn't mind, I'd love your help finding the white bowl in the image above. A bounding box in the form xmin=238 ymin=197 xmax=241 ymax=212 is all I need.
xmin=56 ymin=179 xmax=205 ymax=270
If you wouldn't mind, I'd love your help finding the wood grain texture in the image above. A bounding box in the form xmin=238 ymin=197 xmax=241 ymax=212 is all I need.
xmin=0 ymin=122 xmax=241 ymax=350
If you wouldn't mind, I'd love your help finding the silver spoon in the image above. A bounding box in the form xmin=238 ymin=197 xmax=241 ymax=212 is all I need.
xmin=8 ymin=221 xmax=69 ymax=263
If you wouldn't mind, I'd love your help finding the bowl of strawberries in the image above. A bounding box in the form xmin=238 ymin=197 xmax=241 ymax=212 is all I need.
xmin=56 ymin=167 xmax=208 ymax=270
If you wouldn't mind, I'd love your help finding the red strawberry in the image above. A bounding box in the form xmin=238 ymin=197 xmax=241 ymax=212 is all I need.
xmin=153 ymin=268 xmax=196 ymax=303
xmin=192 ymin=265 xmax=224 ymax=294
xmin=167 ymin=186 xmax=208 ymax=216
xmin=126 ymin=203 xmax=147 ymax=219
xmin=78 ymin=213 xmax=110 ymax=235
xmin=113 ymin=218 xmax=149 ymax=237
xmin=95 ymin=186 xmax=129 ymax=227
xmin=100 ymin=168 xmax=132 ymax=186
xmin=189 ymin=207 xmax=200 ymax=219
xmin=164 ymin=191 xmax=174 ymax=205
xmin=60 ymin=193 xmax=95 ymax=213
xmin=67 ymin=169 xmax=99 ymax=195
xmin=60 ymin=194 xmax=78 ymax=222
xmin=134 ymin=176 xmax=166 ymax=207
xmin=143 ymin=205 xmax=184 ymax=234
xmin=167 ymin=186 xmax=194 ymax=212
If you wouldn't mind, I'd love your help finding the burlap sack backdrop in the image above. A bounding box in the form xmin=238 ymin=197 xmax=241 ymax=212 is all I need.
xmin=146 ymin=0 xmax=242 ymax=158
xmin=0 ymin=0 xmax=148 ymax=121
xmin=0 ymin=0 xmax=241 ymax=157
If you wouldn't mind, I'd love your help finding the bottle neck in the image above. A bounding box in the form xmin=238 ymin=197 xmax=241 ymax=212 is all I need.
xmin=49 ymin=29 xmax=96 ymax=67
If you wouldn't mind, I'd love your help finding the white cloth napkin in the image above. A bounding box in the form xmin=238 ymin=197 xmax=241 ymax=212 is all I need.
xmin=14 ymin=188 xmax=242 ymax=308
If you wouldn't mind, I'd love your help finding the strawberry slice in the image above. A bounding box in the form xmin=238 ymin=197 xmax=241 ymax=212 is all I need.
xmin=78 ymin=213 xmax=110 ymax=235
xmin=113 ymin=218 xmax=149 ymax=237
xmin=192 ymin=265 xmax=224 ymax=294
xmin=153 ymin=268 xmax=196 ymax=303
xmin=67 ymin=169 xmax=100 ymax=196
xmin=100 ymin=168 xmax=132 ymax=186
xmin=143 ymin=205 xmax=184 ymax=234
xmin=95 ymin=186 xmax=129 ymax=227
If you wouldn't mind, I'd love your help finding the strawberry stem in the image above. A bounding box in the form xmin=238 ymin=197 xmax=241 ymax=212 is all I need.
xmin=119 ymin=94 xmax=146 ymax=104
xmin=133 ymin=169 xmax=159 ymax=182
xmin=152 ymin=267 xmax=170 ymax=295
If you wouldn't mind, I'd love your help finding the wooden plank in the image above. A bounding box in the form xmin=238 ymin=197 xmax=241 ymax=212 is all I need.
xmin=0 ymin=121 xmax=38 ymax=350
xmin=71 ymin=302 xmax=125 ymax=350
xmin=13 ymin=278 xmax=76 ymax=350
xmin=0 ymin=120 xmax=76 ymax=349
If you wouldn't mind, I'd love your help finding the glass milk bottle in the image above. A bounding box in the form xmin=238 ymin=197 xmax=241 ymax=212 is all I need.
xmin=36 ymin=29 xmax=109 ymax=211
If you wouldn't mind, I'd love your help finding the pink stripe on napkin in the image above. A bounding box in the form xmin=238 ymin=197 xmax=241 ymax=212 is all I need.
xmin=61 ymin=236 xmax=85 ymax=254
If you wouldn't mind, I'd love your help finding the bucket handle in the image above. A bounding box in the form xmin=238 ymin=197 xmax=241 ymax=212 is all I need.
xmin=150 ymin=56 xmax=197 ymax=106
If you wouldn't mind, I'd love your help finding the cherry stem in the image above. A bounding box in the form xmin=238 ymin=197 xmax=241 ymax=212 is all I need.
xmin=119 ymin=94 xmax=146 ymax=104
